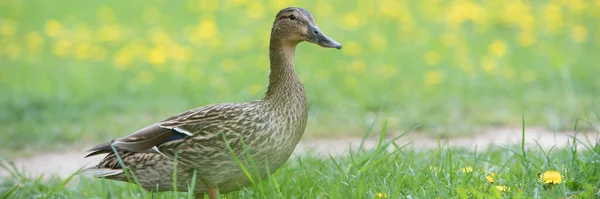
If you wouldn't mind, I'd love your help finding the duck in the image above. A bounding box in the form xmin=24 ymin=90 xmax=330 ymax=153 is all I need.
xmin=81 ymin=7 xmax=341 ymax=199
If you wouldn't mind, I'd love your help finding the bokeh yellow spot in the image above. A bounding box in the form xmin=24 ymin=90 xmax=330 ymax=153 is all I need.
xmin=114 ymin=48 xmax=133 ymax=69
xmin=517 ymin=31 xmax=536 ymax=47
xmin=571 ymin=25 xmax=587 ymax=43
xmin=543 ymin=3 xmax=563 ymax=34
xmin=246 ymin=2 xmax=265 ymax=19
xmin=342 ymin=41 xmax=362 ymax=56
xmin=52 ymin=40 xmax=72 ymax=58
xmin=341 ymin=12 xmax=362 ymax=30
xmin=488 ymin=40 xmax=507 ymax=57
xmin=368 ymin=31 xmax=387 ymax=52
xmin=98 ymin=23 xmax=122 ymax=42
xmin=348 ymin=60 xmax=365 ymax=75
xmin=248 ymin=84 xmax=262 ymax=95
xmin=481 ymin=57 xmax=497 ymax=76
xmin=74 ymin=43 xmax=92 ymax=60
xmin=220 ymin=59 xmax=238 ymax=73
xmin=148 ymin=45 xmax=167 ymax=66
xmin=26 ymin=32 xmax=44 ymax=51
xmin=45 ymin=20 xmax=63 ymax=38
xmin=0 ymin=19 xmax=17 ymax=37
xmin=424 ymin=51 xmax=440 ymax=66
xmin=425 ymin=70 xmax=443 ymax=86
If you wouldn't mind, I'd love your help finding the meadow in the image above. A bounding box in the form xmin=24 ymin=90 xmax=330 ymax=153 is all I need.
xmin=1 ymin=0 xmax=600 ymax=198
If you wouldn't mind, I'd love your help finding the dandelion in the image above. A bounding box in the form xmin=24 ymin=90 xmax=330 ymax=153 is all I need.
xmin=248 ymin=84 xmax=262 ymax=95
xmin=571 ymin=25 xmax=587 ymax=43
xmin=517 ymin=31 xmax=536 ymax=47
xmin=425 ymin=70 xmax=443 ymax=86
xmin=538 ymin=170 xmax=562 ymax=185
xmin=0 ymin=19 xmax=17 ymax=37
xmin=246 ymin=2 xmax=265 ymax=19
xmin=424 ymin=51 xmax=440 ymax=66
xmin=376 ymin=192 xmax=388 ymax=198
xmin=220 ymin=59 xmax=237 ymax=73
xmin=461 ymin=166 xmax=473 ymax=173
xmin=488 ymin=40 xmax=507 ymax=57
xmin=494 ymin=185 xmax=509 ymax=192
xmin=342 ymin=12 xmax=362 ymax=30
xmin=44 ymin=20 xmax=63 ymax=38
xmin=485 ymin=172 xmax=495 ymax=183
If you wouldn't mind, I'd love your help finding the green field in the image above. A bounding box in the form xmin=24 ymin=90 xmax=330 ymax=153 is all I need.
xmin=1 ymin=0 xmax=598 ymax=153
xmin=1 ymin=0 xmax=600 ymax=198
xmin=2 ymin=126 xmax=600 ymax=198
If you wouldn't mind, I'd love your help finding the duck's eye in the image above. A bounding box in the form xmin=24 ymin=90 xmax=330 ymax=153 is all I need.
xmin=288 ymin=15 xmax=296 ymax=20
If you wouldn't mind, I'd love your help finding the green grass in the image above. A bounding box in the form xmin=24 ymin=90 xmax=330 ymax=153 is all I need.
xmin=1 ymin=120 xmax=600 ymax=198
xmin=1 ymin=0 xmax=599 ymax=153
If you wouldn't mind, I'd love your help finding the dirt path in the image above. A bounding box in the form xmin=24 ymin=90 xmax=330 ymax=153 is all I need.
xmin=1 ymin=127 xmax=597 ymax=179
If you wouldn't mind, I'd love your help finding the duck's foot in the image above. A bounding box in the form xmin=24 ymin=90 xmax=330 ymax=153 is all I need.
xmin=208 ymin=187 xmax=218 ymax=199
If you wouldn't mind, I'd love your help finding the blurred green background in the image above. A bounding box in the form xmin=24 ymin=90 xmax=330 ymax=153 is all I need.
xmin=0 ymin=0 xmax=599 ymax=154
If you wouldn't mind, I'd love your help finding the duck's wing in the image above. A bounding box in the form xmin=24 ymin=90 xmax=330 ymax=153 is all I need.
xmin=85 ymin=103 xmax=243 ymax=158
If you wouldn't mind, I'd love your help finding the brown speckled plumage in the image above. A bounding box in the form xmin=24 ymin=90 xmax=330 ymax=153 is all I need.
xmin=81 ymin=7 xmax=341 ymax=199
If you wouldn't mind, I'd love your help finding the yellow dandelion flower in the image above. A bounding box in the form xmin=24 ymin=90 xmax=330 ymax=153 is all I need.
xmin=45 ymin=20 xmax=62 ymax=38
xmin=488 ymin=40 xmax=507 ymax=57
xmin=343 ymin=41 xmax=362 ymax=56
xmin=199 ymin=0 xmax=219 ymax=12
xmin=571 ymin=25 xmax=587 ymax=43
xmin=486 ymin=172 xmax=495 ymax=183
xmin=481 ymin=56 xmax=497 ymax=76
xmin=114 ymin=48 xmax=133 ymax=69
xmin=148 ymin=45 xmax=167 ymax=66
xmin=52 ymin=40 xmax=72 ymax=58
xmin=98 ymin=23 xmax=122 ymax=42
xmin=0 ymin=19 xmax=17 ymax=37
xmin=25 ymin=32 xmax=44 ymax=51
xmin=376 ymin=192 xmax=388 ymax=198
xmin=248 ymin=84 xmax=262 ymax=95
xmin=461 ymin=166 xmax=473 ymax=173
xmin=495 ymin=185 xmax=509 ymax=192
xmin=424 ymin=51 xmax=440 ymax=66
xmin=368 ymin=31 xmax=387 ymax=52
xmin=425 ymin=70 xmax=443 ymax=87
xmin=538 ymin=170 xmax=562 ymax=185
xmin=348 ymin=60 xmax=365 ymax=75
xmin=429 ymin=166 xmax=439 ymax=173
xmin=246 ymin=2 xmax=265 ymax=19
xmin=74 ymin=43 xmax=92 ymax=60
xmin=342 ymin=12 xmax=362 ymax=30
xmin=517 ymin=31 xmax=536 ymax=47
xmin=543 ymin=3 xmax=563 ymax=34
xmin=220 ymin=59 xmax=237 ymax=73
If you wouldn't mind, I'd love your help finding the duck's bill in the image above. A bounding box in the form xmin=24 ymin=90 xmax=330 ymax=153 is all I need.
xmin=307 ymin=25 xmax=342 ymax=49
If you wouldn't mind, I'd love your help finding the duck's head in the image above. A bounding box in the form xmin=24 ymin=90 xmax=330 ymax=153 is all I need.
xmin=271 ymin=7 xmax=342 ymax=50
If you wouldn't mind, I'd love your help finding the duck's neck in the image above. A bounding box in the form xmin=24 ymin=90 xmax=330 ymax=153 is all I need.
xmin=263 ymin=38 xmax=306 ymax=103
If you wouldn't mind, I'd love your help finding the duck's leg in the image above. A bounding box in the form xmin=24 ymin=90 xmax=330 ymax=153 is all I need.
xmin=207 ymin=187 xmax=218 ymax=199
xmin=194 ymin=193 xmax=204 ymax=199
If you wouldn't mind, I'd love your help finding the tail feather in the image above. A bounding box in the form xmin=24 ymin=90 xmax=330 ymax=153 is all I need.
xmin=79 ymin=167 xmax=123 ymax=178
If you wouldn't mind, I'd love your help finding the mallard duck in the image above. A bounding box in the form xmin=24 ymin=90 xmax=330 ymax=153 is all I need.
xmin=81 ymin=7 xmax=341 ymax=199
